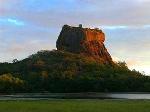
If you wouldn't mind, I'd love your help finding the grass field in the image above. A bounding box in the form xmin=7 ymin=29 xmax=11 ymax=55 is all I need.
xmin=0 ymin=100 xmax=150 ymax=112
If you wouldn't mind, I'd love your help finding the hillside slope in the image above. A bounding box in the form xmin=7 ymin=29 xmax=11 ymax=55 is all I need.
xmin=0 ymin=50 xmax=150 ymax=93
xmin=0 ymin=25 xmax=150 ymax=93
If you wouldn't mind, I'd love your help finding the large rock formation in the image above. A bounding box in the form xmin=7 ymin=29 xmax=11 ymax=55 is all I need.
xmin=56 ymin=24 xmax=113 ymax=64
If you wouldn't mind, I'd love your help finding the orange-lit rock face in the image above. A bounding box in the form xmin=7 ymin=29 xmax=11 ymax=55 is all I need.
xmin=56 ymin=25 xmax=112 ymax=64
xmin=83 ymin=29 xmax=105 ymax=43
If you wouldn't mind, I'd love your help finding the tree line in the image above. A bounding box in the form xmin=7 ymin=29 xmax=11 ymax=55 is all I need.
xmin=0 ymin=50 xmax=150 ymax=93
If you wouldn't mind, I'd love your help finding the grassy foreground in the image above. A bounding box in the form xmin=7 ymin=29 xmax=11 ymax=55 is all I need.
xmin=0 ymin=100 xmax=150 ymax=112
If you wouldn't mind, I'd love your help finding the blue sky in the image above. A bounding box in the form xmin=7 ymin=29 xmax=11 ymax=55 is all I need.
xmin=0 ymin=0 xmax=150 ymax=75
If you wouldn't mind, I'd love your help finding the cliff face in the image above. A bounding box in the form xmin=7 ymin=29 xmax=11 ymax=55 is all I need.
xmin=56 ymin=25 xmax=113 ymax=64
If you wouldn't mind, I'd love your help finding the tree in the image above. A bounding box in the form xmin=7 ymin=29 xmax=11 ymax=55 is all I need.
xmin=0 ymin=73 xmax=25 ymax=92
xmin=12 ymin=59 xmax=18 ymax=63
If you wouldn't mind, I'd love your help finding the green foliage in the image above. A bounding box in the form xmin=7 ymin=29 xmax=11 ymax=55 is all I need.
xmin=0 ymin=73 xmax=25 ymax=92
xmin=0 ymin=50 xmax=150 ymax=93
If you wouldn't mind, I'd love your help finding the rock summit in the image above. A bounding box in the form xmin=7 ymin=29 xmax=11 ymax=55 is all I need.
xmin=56 ymin=24 xmax=113 ymax=64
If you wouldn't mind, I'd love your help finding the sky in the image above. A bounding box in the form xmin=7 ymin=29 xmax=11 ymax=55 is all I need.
xmin=0 ymin=0 xmax=150 ymax=75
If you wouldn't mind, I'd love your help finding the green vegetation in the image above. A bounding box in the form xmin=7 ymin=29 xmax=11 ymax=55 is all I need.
xmin=0 ymin=100 xmax=150 ymax=112
xmin=0 ymin=50 xmax=150 ymax=93
xmin=0 ymin=74 xmax=25 ymax=92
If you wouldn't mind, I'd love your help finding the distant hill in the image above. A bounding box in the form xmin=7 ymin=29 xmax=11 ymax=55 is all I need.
xmin=0 ymin=50 xmax=150 ymax=93
xmin=0 ymin=25 xmax=150 ymax=93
